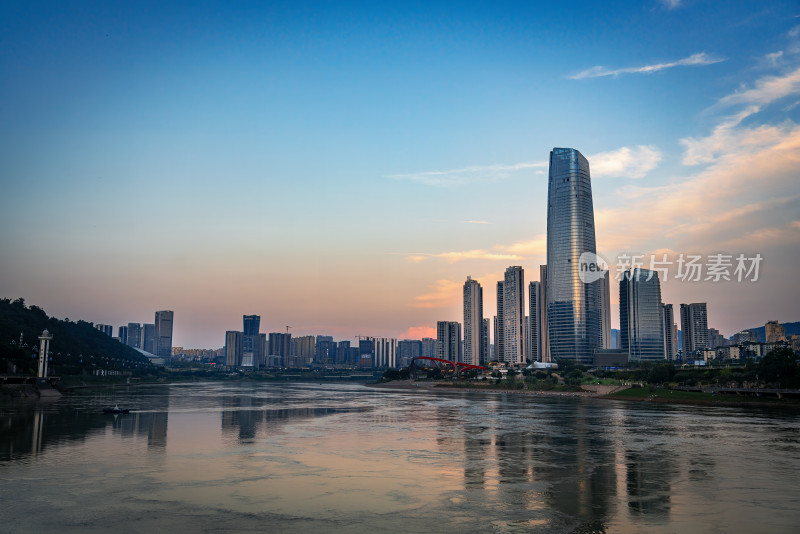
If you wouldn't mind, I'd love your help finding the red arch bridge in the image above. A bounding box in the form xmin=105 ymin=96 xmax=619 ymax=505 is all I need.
xmin=410 ymin=356 xmax=487 ymax=377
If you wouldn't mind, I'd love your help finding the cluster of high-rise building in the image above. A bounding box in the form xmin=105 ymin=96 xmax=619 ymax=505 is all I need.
xmin=223 ymin=315 xmax=408 ymax=369
xmin=435 ymin=147 xmax=770 ymax=369
xmin=101 ymin=148 xmax=794 ymax=371
xmin=95 ymin=310 xmax=174 ymax=362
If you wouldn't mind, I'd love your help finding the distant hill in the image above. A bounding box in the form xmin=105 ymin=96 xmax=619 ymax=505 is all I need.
xmin=0 ymin=298 xmax=155 ymax=376
xmin=745 ymin=322 xmax=800 ymax=343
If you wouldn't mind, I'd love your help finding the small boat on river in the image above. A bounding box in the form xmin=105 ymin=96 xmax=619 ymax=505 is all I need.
xmin=102 ymin=405 xmax=130 ymax=414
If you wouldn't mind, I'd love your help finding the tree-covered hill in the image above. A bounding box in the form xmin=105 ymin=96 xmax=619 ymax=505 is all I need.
xmin=0 ymin=298 xmax=156 ymax=376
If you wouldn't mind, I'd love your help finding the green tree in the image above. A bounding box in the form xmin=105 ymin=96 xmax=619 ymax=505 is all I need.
xmin=646 ymin=363 xmax=676 ymax=385
xmin=758 ymin=347 xmax=799 ymax=387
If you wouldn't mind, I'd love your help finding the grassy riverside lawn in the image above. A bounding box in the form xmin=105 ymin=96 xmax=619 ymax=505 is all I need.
xmin=607 ymin=387 xmax=800 ymax=407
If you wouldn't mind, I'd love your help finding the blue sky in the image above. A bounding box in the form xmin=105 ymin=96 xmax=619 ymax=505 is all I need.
xmin=2 ymin=1 xmax=799 ymax=347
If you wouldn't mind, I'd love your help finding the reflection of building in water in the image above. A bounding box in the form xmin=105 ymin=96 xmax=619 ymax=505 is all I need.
xmin=1 ymin=392 xmax=170 ymax=461
xmin=30 ymin=409 xmax=45 ymax=456
xmin=463 ymin=422 xmax=490 ymax=487
xmin=221 ymin=395 xmax=366 ymax=443
xmin=542 ymin=405 xmax=617 ymax=523
xmin=626 ymin=449 xmax=675 ymax=518
xmin=113 ymin=406 xmax=169 ymax=450
xmin=221 ymin=394 xmax=258 ymax=441
xmin=452 ymin=400 xmax=619 ymax=528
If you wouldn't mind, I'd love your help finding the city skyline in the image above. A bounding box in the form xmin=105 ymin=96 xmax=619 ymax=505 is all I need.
xmin=2 ymin=2 xmax=799 ymax=348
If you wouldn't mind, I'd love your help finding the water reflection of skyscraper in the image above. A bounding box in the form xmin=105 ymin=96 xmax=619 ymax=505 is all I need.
xmin=445 ymin=398 xmax=622 ymax=529
xmin=0 ymin=396 xmax=170 ymax=461
xmin=112 ymin=398 xmax=169 ymax=450
xmin=625 ymin=448 xmax=675 ymax=518
xmin=220 ymin=394 xmax=371 ymax=444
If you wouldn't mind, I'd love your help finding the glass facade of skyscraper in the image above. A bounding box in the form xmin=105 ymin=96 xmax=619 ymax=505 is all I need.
xmin=620 ymin=269 xmax=666 ymax=361
xmin=546 ymin=148 xmax=601 ymax=365
xmin=154 ymin=311 xmax=174 ymax=361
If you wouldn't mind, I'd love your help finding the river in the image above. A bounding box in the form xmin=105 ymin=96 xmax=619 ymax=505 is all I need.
xmin=1 ymin=381 xmax=799 ymax=533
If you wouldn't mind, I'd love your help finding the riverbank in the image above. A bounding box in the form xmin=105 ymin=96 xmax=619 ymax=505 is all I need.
xmin=607 ymin=386 xmax=800 ymax=409
xmin=1 ymin=382 xmax=62 ymax=401
xmin=368 ymin=380 xmax=595 ymax=398
xmin=370 ymin=380 xmax=800 ymax=409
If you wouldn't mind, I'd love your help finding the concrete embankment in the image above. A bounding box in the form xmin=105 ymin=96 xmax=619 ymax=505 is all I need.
xmin=1 ymin=380 xmax=62 ymax=401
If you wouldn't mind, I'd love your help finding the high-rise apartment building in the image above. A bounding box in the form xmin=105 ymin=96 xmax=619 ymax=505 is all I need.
xmin=358 ymin=338 xmax=374 ymax=366
xmin=539 ymin=265 xmax=550 ymax=362
xmin=225 ymin=330 xmax=243 ymax=367
xmin=291 ymin=335 xmax=315 ymax=367
xmin=481 ymin=318 xmax=490 ymax=365
xmin=421 ymin=338 xmax=436 ymax=358
xmin=126 ymin=323 xmax=141 ymax=349
xmin=154 ymin=310 xmax=174 ymax=362
xmin=437 ymin=321 xmax=462 ymax=363
xmin=495 ymin=281 xmax=504 ymax=362
xmin=142 ymin=323 xmax=156 ymax=354
xmin=268 ymin=332 xmax=291 ymax=367
xmin=662 ymin=304 xmax=678 ymax=360
xmin=463 ymin=276 xmax=484 ymax=366
xmin=316 ymin=336 xmax=336 ymax=364
xmin=336 ymin=340 xmax=352 ymax=364
xmin=733 ymin=329 xmax=759 ymax=344
xmin=708 ymin=328 xmax=727 ymax=349
xmin=528 ymin=281 xmax=542 ymax=362
xmin=370 ymin=337 xmax=397 ymax=368
xmin=546 ymin=148 xmax=601 ymax=365
xmin=765 ymin=320 xmax=786 ymax=343
xmin=397 ymin=339 xmax=422 ymax=367
xmin=95 ymin=324 xmax=113 ymax=336
xmin=503 ymin=266 xmax=526 ymax=366
xmin=242 ymin=315 xmax=261 ymax=368
xmin=620 ymin=269 xmax=666 ymax=361
xmin=599 ymin=270 xmax=612 ymax=349
xmin=680 ymin=303 xmax=709 ymax=357
xmin=117 ymin=325 xmax=128 ymax=345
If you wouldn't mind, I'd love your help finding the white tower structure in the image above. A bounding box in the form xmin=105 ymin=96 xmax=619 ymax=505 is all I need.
xmin=37 ymin=329 xmax=52 ymax=378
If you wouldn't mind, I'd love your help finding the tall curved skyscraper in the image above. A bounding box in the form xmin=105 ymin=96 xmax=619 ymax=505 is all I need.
xmin=546 ymin=148 xmax=601 ymax=365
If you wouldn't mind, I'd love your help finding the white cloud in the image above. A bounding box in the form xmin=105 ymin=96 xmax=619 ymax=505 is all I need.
xmin=402 ymin=249 xmax=524 ymax=264
xmin=387 ymin=161 xmax=546 ymax=187
xmin=497 ymin=234 xmax=546 ymax=257
xmin=683 ymin=67 xmax=800 ymax=165
xmin=784 ymin=99 xmax=800 ymax=112
xmin=716 ymin=66 xmax=800 ymax=108
xmin=681 ymin=116 xmax=799 ymax=166
xmin=597 ymin=70 xmax=800 ymax=254
xmin=411 ymin=279 xmax=461 ymax=309
xmin=765 ymin=51 xmax=784 ymax=67
xmin=660 ymin=0 xmax=682 ymax=9
xmin=589 ymin=145 xmax=663 ymax=178
xmin=389 ymin=144 xmax=663 ymax=187
xmin=570 ymin=52 xmax=724 ymax=80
